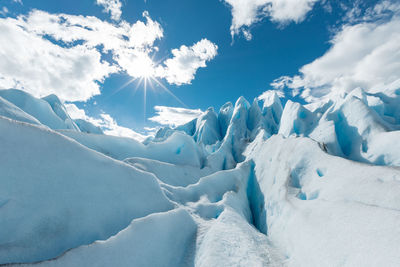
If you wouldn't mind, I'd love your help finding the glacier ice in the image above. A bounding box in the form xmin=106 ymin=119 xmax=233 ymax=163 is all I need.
xmin=0 ymin=116 xmax=173 ymax=264
xmin=0 ymin=89 xmax=79 ymax=131
xmin=1 ymin=88 xmax=400 ymax=266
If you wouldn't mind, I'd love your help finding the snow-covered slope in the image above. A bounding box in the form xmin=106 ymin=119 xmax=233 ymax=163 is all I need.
xmin=245 ymin=133 xmax=400 ymax=266
xmin=0 ymin=116 xmax=173 ymax=264
xmin=0 ymin=96 xmax=41 ymax=125
xmin=1 ymin=87 xmax=400 ymax=266
xmin=0 ymin=89 xmax=79 ymax=130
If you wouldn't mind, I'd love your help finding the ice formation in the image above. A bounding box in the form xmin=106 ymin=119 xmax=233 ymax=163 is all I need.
xmin=1 ymin=87 xmax=400 ymax=266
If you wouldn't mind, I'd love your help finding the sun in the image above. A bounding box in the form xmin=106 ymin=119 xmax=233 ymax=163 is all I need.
xmin=136 ymin=55 xmax=156 ymax=79
xmin=112 ymin=55 xmax=186 ymax=121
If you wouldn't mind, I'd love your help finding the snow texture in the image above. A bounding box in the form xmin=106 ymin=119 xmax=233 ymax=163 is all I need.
xmin=2 ymin=88 xmax=400 ymax=266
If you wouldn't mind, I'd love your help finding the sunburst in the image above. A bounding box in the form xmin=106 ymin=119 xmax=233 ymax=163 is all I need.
xmin=112 ymin=56 xmax=186 ymax=121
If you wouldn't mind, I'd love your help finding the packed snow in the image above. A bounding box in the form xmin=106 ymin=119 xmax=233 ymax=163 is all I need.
xmin=1 ymin=87 xmax=400 ymax=266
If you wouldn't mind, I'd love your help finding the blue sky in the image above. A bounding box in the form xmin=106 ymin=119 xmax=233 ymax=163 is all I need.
xmin=0 ymin=0 xmax=399 ymax=138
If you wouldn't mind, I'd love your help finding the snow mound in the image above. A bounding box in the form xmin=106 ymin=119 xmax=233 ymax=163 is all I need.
xmin=30 ymin=209 xmax=197 ymax=267
xmin=59 ymin=130 xmax=203 ymax=166
xmin=74 ymin=119 xmax=104 ymax=134
xmin=245 ymin=133 xmax=400 ymax=266
xmin=0 ymin=96 xmax=41 ymax=125
xmin=0 ymin=117 xmax=173 ymax=264
xmin=0 ymin=89 xmax=78 ymax=130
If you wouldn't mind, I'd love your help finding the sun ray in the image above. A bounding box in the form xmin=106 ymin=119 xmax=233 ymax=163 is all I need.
xmin=150 ymin=77 xmax=188 ymax=108
xmin=102 ymin=55 xmax=188 ymax=120
xmin=143 ymin=77 xmax=147 ymax=122
xmin=110 ymin=76 xmax=140 ymax=97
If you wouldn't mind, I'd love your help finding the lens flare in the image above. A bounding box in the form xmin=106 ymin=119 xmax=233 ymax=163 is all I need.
xmin=111 ymin=56 xmax=186 ymax=122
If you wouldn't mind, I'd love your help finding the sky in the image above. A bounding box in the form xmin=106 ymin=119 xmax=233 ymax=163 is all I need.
xmin=0 ymin=0 xmax=399 ymax=139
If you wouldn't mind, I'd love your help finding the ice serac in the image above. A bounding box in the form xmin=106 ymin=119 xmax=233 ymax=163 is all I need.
xmin=218 ymin=101 xmax=233 ymax=138
xmin=272 ymin=89 xmax=400 ymax=167
xmin=74 ymin=118 xmax=104 ymax=134
xmin=318 ymin=92 xmax=400 ymax=166
xmin=0 ymin=89 xmax=78 ymax=130
xmin=176 ymin=118 xmax=197 ymax=136
xmin=0 ymin=117 xmax=173 ymax=264
xmin=42 ymin=94 xmax=80 ymax=131
xmin=332 ymin=95 xmax=389 ymax=160
xmin=151 ymin=119 xmax=197 ymax=144
xmin=248 ymin=98 xmax=265 ymax=140
xmin=224 ymin=96 xmax=251 ymax=161
xmin=366 ymin=89 xmax=400 ymax=126
xmin=193 ymin=107 xmax=221 ymax=145
xmin=205 ymin=97 xmax=250 ymax=170
xmin=261 ymin=91 xmax=283 ymax=134
xmin=278 ymin=100 xmax=316 ymax=137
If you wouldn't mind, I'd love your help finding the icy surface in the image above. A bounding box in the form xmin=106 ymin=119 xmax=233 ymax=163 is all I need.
xmin=0 ymin=96 xmax=41 ymax=125
xmin=0 ymin=89 xmax=79 ymax=130
xmin=30 ymin=209 xmax=197 ymax=267
xmin=245 ymin=133 xmax=400 ymax=266
xmin=74 ymin=118 xmax=104 ymax=134
xmin=0 ymin=117 xmax=173 ymax=264
xmin=59 ymin=130 xmax=203 ymax=166
xmin=1 ymin=88 xmax=400 ymax=266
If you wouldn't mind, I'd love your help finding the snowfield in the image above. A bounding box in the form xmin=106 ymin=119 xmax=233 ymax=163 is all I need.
xmin=1 ymin=88 xmax=400 ymax=266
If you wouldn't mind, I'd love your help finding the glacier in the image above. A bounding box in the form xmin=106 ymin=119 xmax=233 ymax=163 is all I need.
xmin=1 ymin=87 xmax=400 ymax=266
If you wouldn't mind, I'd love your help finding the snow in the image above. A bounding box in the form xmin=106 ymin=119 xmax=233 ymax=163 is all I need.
xmin=195 ymin=208 xmax=284 ymax=267
xmin=244 ymin=133 xmax=400 ymax=266
xmin=260 ymin=91 xmax=283 ymax=133
xmin=278 ymin=100 xmax=315 ymax=137
xmin=59 ymin=130 xmax=203 ymax=167
xmin=124 ymin=157 xmax=214 ymax=187
xmin=0 ymin=116 xmax=173 ymax=264
xmin=1 ymin=87 xmax=400 ymax=266
xmin=31 ymin=209 xmax=197 ymax=267
xmin=74 ymin=118 xmax=104 ymax=134
xmin=193 ymin=107 xmax=221 ymax=145
xmin=0 ymin=96 xmax=41 ymax=125
xmin=42 ymin=94 xmax=80 ymax=131
xmin=218 ymin=102 xmax=233 ymax=137
xmin=0 ymin=89 xmax=79 ymax=130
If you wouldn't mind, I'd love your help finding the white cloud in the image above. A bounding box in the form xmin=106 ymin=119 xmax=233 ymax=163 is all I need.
xmin=0 ymin=16 xmax=116 ymax=101
xmin=271 ymin=1 xmax=400 ymax=102
xmin=96 ymin=0 xmax=122 ymax=21
xmin=149 ymin=105 xmax=203 ymax=127
xmin=258 ymin=88 xmax=284 ymax=101
xmin=99 ymin=114 xmax=148 ymax=141
xmin=159 ymin=39 xmax=218 ymax=85
xmin=0 ymin=10 xmax=216 ymax=101
xmin=223 ymin=0 xmax=318 ymax=40
xmin=0 ymin=7 xmax=9 ymax=16
xmin=65 ymin=103 xmax=148 ymax=141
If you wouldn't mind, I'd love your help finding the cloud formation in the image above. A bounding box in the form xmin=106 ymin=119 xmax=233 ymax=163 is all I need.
xmin=0 ymin=9 xmax=217 ymax=101
xmin=0 ymin=15 xmax=116 ymax=101
xmin=271 ymin=1 xmax=400 ymax=102
xmin=159 ymin=39 xmax=218 ymax=85
xmin=149 ymin=105 xmax=203 ymax=127
xmin=96 ymin=0 xmax=122 ymax=21
xmin=65 ymin=103 xmax=148 ymax=141
xmin=223 ymin=0 xmax=318 ymax=40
